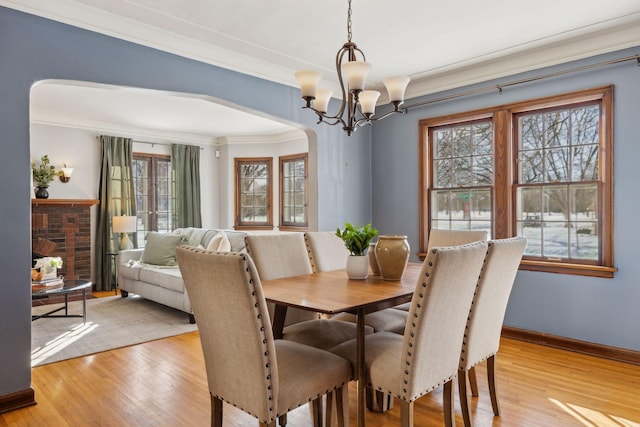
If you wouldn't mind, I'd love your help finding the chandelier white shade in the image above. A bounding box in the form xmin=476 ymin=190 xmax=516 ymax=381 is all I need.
xmin=294 ymin=0 xmax=410 ymax=135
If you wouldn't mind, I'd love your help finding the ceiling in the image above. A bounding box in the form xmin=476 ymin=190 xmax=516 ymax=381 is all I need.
xmin=7 ymin=0 xmax=640 ymax=142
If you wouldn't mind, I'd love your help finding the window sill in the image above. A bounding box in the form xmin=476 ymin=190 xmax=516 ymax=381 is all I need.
xmin=519 ymin=260 xmax=617 ymax=278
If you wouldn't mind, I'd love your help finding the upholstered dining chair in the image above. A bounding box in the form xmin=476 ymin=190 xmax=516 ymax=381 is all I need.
xmin=176 ymin=246 xmax=352 ymax=427
xmin=304 ymin=231 xmax=350 ymax=273
xmin=245 ymin=233 xmax=372 ymax=351
xmin=393 ymin=228 xmax=488 ymax=313
xmin=458 ymin=237 xmax=526 ymax=427
xmin=330 ymin=241 xmax=489 ymax=427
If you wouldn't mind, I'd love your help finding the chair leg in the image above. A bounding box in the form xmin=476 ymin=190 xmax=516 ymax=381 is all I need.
xmin=468 ymin=365 xmax=479 ymax=397
xmin=487 ymin=354 xmax=501 ymax=416
xmin=311 ymin=398 xmax=323 ymax=427
xmin=211 ymin=394 xmax=223 ymax=427
xmin=326 ymin=391 xmax=335 ymax=427
xmin=399 ymin=400 xmax=414 ymax=427
xmin=336 ymin=385 xmax=347 ymax=427
xmin=278 ymin=414 xmax=287 ymax=426
xmin=443 ymin=379 xmax=455 ymax=427
xmin=366 ymin=388 xmax=394 ymax=412
xmin=458 ymin=372 xmax=472 ymax=427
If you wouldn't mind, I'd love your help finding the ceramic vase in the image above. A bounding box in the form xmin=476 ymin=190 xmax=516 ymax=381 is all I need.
xmin=346 ymin=255 xmax=369 ymax=280
xmin=368 ymin=242 xmax=380 ymax=275
xmin=375 ymin=235 xmax=410 ymax=281
xmin=35 ymin=186 xmax=49 ymax=199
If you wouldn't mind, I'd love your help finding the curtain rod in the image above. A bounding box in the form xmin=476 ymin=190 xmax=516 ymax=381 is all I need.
xmin=133 ymin=140 xmax=205 ymax=150
xmin=403 ymin=54 xmax=640 ymax=110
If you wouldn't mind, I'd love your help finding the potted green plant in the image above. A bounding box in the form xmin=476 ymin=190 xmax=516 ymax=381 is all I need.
xmin=32 ymin=155 xmax=59 ymax=199
xmin=336 ymin=222 xmax=378 ymax=279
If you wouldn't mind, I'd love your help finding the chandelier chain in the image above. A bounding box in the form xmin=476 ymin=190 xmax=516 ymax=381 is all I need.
xmin=347 ymin=0 xmax=352 ymax=42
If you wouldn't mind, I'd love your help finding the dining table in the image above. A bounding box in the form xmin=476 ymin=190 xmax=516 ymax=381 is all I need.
xmin=261 ymin=262 xmax=422 ymax=427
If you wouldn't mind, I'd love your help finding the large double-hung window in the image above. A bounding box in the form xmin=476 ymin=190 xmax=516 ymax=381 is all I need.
xmin=420 ymin=86 xmax=615 ymax=277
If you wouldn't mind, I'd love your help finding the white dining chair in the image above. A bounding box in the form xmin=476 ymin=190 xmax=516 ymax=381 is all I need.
xmin=458 ymin=237 xmax=526 ymax=427
xmin=176 ymin=246 xmax=352 ymax=427
xmin=330 ymin=241 xmax=489 ymax=427
xmin=245 ymin=233 xmax=372 ymax=351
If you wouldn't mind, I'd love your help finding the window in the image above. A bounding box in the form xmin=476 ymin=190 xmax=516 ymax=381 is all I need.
xmin=279 ymin=153 xmax=308 ymax=230
xmin=420 ymin=86 xmax=615 ymax=277
xmin=132 ymin=154 xmax=173 ymax=247
xmin=235 ymin=157 xmax=273 ymax=229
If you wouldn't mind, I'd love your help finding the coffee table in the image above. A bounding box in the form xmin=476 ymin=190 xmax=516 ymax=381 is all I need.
xmin=32 ymin=279 xmax=92 ymax=323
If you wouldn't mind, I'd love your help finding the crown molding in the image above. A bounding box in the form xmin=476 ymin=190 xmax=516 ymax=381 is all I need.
xmin=5 ymin=0 xmax=640 ymax=105
xmin=30 ymin=109 xmax=219 ymax=145
xmin=398 ymin=13 xmax=640 ymax=102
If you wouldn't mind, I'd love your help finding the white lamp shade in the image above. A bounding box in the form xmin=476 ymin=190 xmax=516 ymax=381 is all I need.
xmin=295 ymin=70 xmax=322 ymax=98
xmin=112 ymin=215 xmax=137 ymax=233
xmin=61 ymin=167 xmax=74 ymax=178
xmin=341 ymin=61 xmax=372 ymax=91
xmin=313 ymin=89 xmax=333 ymax=113
xmin=383 ymin=76 xmax=411 ymax=102
xmin=359 ymin=90 xmax=381 ymax=115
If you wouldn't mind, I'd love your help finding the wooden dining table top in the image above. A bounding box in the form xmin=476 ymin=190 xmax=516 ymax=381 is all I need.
xmin=261 ymin=262 xmax=422 ymax=315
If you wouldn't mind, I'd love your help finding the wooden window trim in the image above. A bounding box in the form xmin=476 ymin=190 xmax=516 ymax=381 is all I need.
xmin=234 ymin=157 xmax=273 ymax=230
xmin=419 ymin=86 xmax=616 ymax=278
xmin=279 ymin=153 xmax=308 ymax=230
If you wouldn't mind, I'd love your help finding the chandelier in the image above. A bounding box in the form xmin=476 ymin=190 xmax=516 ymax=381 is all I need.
xmin=294 ymin=0 xmax=410 ymax=136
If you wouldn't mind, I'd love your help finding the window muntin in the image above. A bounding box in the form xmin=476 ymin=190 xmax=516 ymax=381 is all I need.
xmin=280 ymin=153 xmax=308 ymax=229
xmin=235 ymin=158 xmax=273 ymax=229
xmin=132 ymin=154 xmax=173 ymax=247
xmin=419 ymin=86 xmax=614 ymax=277
xmin=430 ymin=120 xmax=493 ymax=236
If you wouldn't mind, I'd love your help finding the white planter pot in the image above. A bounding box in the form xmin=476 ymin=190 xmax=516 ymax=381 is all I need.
xmin=346 ymin=255 xmax=369 ymax=280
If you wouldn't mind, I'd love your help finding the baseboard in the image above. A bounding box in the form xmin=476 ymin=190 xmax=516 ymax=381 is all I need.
xmin=0 ymin=388 xmax=36 ymax=414
xmin=502 ymin=326 xmax=640 ymax=366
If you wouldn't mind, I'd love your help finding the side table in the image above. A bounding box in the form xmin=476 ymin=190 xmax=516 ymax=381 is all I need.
xmin=106 ymin=252 xmax=119 ymax=295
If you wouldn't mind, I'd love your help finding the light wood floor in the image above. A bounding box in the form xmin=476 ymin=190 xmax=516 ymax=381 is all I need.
xmin=3 ymin=322 xmax=640 ymax=426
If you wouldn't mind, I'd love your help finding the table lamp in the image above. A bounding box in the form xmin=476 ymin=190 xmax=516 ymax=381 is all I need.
xmin=112 ymin=215 xmax=137 ymax=251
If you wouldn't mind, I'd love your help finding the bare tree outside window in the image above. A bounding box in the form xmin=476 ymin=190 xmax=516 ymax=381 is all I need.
xmin=235 ymin=158 xmax=273 ymax=229
xmin=420 ymin=86 xmax=614 ymax=277
xmin=516 ymin=104 xmax=600 ymax=261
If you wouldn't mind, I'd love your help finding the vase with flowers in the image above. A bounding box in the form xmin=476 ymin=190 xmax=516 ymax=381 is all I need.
xmin=32 ymin=155 xmax=60 ymax=199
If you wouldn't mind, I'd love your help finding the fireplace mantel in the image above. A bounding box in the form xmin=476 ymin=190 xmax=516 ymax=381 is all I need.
xmin=32 ymin=199 xmax=99 ymax=206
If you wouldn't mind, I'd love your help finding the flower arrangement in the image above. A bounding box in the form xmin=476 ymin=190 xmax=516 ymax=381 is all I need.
xmin=31 ymin=155 xmax=60 ymax=188
xmin=34 ymin=257 xmax=63 ymax=274
xmin=336 ymin=222 xmax=378 ymax=256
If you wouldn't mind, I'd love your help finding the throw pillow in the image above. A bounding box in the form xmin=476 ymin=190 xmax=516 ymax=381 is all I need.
xmin=141 ymin=232 xmax=184 ymax=266
xmin=206 ymin=231 xmax=231 ymax=252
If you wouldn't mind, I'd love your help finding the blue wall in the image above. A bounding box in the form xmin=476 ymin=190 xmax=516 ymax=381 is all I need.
xmin=0 ymin=7 xmax=372 ymax=397
xmin=373 ymin=47 xmax=640 ymax=351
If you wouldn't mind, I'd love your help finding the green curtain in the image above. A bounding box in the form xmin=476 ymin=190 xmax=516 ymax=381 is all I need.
xmin=171 ymin=144 xmax=202 ymax=229
xmin=95 ymin=135 xmax=136 ymax=291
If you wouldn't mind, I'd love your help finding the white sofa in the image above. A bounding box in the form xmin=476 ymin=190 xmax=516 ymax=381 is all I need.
xmin=116 ymin=228 xmax=251 ymax=323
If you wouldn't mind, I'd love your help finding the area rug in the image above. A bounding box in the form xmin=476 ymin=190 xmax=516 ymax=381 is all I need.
xmin=31 ymin=295 xmax=198 ymax=367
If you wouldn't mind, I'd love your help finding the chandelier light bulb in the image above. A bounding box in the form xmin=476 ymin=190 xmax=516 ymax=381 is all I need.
xmin=358 ymin=90 xmax=381 ymax=116
xmin=383 ymin=76 xmax=411 ymax=103
xmin=295 ymin=70 xmax=322 ymax=99
xmin=341 ymin=61 xmax=372 ymax=92
xmin=314 ymin=89 xmax=333 ymax=113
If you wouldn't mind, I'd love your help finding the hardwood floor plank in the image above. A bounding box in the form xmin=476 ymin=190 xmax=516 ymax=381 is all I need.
xmin=1 ymin=333 xmax=639 ymax=426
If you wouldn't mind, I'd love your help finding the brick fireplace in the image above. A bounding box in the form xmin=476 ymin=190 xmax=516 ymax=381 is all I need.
xmin=31 ymin=199 xmax=99 ymax=281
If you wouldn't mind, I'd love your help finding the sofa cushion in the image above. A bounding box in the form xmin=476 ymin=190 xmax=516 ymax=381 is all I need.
xmin=206 ymin=231 xmax=231 ymax=252
xmin=139 ymin=266 xmax=184 ymax=293
xmin=141 ymin=232 xmax=184 ymax=266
